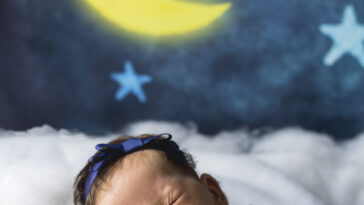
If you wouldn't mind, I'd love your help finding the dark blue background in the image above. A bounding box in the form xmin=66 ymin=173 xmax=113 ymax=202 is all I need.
xmin=1 ymin=0 xmax=363 ymax=140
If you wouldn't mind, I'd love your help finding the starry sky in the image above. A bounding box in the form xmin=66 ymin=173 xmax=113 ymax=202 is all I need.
xmin=0 ymin=0 xmax=364 ymax=140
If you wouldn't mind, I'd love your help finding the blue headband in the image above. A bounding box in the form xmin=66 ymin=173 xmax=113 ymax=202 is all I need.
xmin=83 ymin=133 xmax=185 ymax=203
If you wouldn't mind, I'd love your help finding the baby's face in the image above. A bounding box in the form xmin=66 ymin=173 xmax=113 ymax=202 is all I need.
xmin=95 ymin=150 xmax=227 ymax=205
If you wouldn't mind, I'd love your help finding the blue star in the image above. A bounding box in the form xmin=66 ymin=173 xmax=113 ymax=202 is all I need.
xmin=110 ymin=61 xmax=152 ymax=103
xmin=319 ymin=5 xmax=364 ymax=67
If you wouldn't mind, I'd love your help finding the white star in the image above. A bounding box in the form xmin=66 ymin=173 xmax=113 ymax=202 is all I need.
xmin=319 ymin=5 xmax=364 ymax=67
xmin=110 ymin=61 xmax=152 ymax=103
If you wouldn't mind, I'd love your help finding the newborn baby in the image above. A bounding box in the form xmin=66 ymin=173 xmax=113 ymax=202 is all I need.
xmin=73 ymin=133 xmax=228 ymax=205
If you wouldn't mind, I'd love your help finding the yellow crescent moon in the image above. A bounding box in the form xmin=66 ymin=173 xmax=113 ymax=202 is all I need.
xmin=83 ymin=0 xmax=231 ymax=36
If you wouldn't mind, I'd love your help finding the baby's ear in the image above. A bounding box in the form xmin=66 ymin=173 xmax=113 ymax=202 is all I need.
xmin=200 ymin=173 xmax=228 ymax=205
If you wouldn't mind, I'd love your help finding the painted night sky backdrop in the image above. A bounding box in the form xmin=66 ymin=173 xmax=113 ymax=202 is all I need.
xmin=1 ymin=0 xmax=364 ymax=140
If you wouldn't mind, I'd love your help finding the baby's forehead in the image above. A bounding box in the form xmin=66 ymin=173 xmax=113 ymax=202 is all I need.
xmin=96 ymin=150 xmax=188 ymax=205
xmin=121 ymin=149 xmax=167 ymax=166
xmin=111 ymin=149 xmax=175 ymax=175
xmin=104 ymin=150 xmax=186 ymax=190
